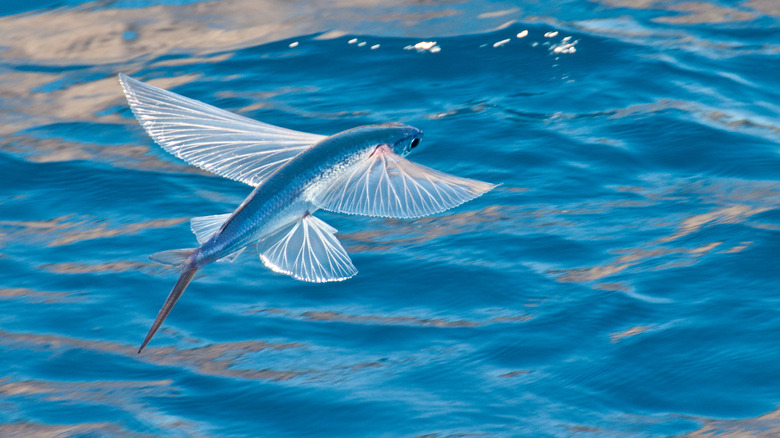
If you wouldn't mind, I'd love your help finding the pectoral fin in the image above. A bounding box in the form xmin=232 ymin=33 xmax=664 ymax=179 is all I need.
xmin=313 ymin=145 xmax=496 ymax=218
xmin=258 ymin=214 xmax=357 ymax=283
xmin=119 ymin=74 xmax=326 ymax=187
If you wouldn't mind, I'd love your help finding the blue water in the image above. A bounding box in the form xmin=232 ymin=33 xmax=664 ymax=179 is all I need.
xmin=1 ymin=1 xmax=779 ymax=436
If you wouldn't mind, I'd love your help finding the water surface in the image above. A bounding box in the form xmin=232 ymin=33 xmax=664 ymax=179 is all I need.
xmin=1 ymin=1 xmax=779 ymax=436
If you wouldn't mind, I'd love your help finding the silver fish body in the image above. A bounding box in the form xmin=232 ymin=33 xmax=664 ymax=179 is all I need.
xmin=119 ymin=74 xmax=492 ymax=352
xmin=197 ymin=123 xmax=421 ymax=266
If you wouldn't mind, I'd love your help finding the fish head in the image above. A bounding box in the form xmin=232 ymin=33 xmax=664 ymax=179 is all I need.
xmin=387 ymin=123 xmax=423 ymax=157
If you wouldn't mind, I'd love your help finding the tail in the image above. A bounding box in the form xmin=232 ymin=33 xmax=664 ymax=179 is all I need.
xmin=140 ymin=248 xmax=199 ymax=353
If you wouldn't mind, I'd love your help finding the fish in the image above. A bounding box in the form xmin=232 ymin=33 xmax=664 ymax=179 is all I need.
xmin=119 ymin=73 xmax=496 ymax=353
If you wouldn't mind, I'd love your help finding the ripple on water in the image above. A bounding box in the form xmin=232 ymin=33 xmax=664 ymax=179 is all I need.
xmin=1 ymin=0 xmax=779 ymax=436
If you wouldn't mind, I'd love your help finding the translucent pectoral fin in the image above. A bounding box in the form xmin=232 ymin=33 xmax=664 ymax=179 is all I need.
xmin=313 ymin=145 xmax=496 ymax=218
xmin=119 ymin=74 xmax=326 ymax=187
xmin=258 ymin=214 xmax=357 ymax=283
xmin=190 ymin=213 xmax=232 ymax=244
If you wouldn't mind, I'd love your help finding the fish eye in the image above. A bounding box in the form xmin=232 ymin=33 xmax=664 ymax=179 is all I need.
xmin=410 ymin=138 xmax=420 ymax=149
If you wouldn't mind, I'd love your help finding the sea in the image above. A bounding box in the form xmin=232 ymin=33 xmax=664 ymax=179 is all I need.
xmin=0 ymin=0 xmax=779 ymax=436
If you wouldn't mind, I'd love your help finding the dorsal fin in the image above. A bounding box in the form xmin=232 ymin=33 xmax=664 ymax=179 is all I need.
xmin=190 ymin=213 xmax=232 ymax=244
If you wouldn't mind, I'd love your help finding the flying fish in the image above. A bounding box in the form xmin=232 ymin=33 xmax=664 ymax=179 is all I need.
xmin=119 ymin=74 xmax=495 ymax=352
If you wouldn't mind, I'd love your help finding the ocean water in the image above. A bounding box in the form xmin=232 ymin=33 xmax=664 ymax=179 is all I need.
xmin=1 ymin=1 xmax=779 ymax=436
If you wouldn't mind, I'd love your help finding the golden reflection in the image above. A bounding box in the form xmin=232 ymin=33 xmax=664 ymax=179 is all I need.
xmin=425 ymin=103 xmax=488 ymax=120
xmin=597 ymin=0 xmax=657 ymax=8
xmin=554 ymin=263 xmax=630 ymax=283
xmin=597 ymin=0 xmax=757 ymax=23
xmin=547 ymin=177 xmax=780 ymax=286
xmin=0 ymin=2 xmax=297 ymax=64
xmin=593 ymin=282 xmax=630 ymax=292
xmin=0 ymin=0 xmax=522 ymax=164
xmin=0 ymin=73 xmax=196 ymax=138
xmin=688 ymin=241 xmax=722 ymax=253
xmin=302 ymin=311 xmax=480 ymax=327
xmin=722 ymin=241 xmax=753 ymax=253
xmin=153 ymin=52 xmax=234 ymax=67
xmin=0 ymin=215 xmax=75 ymax=234
xmin=250 ymin=308 xmax=531 ymax=327
xmin=681 ymin=405 xmax=780 ymax=437
xmin=40 ymin=261 xmax=154 ymax=274
xmin=0 ymin=376 xmax=172 ymax=398
xmin=499 ymin=370 xmax=532 ymax=377
xmin=146 ymin=341 xmax=304 ymax=380
xmin=0 ymin=328 xmax=303 ymax=381
xmin=553 ymin=241 xmax=729 ymax=283
xmin=746 ymin=0 xmax=780 ymax=16
xmin=477 ymin=8 xmax=520 ymax=19
xmin=547 ymin=98 xmax=780 ymax=145
xmin=0 ymin=377 xmax=189 ymax=436
xmin=553 ymin=99 xmax=765 ymax=130
xmin=217 ymin=87 xmax=372 ymax=121
xmin=314 ymin=30 xmax=349 ymax=40
xmin=0 ymin=0 xmax=513 ymax=64
xmin=606 ymin=99 xmax=688 ymax=120
xmin=1 ymin=75 xmax=117 ymax=137
xmin=340 ymin=204 xmax=515 ymax=253
xmin=0 ymin=287 xmax=78 ymax=303
xmin=656 ymin=205 xmax=769 ymax=244
xmin=0 ymin=421 xmax=134 ymax=437
xmin=1 ymin=215 xmax=187 ymax=248
xmin=610 ymin=325 xmax=652 ymax=342
xmin=553 ymin=248 xmax=682 ymax=283
xmin=49 ymin=217 xmax=187 ymax=247
xmin=654 ymin=2 xmax=757 ymax=24
xmin=567 ymin=425 xmax=602 ymax=433
xmin=0 ymin=377 xmax=173 ymax=395
xmin=706 ymin=110 xmax=780 ymax=134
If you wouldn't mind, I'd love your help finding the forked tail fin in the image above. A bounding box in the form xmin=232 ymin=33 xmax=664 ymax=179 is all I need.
xmin=139 ymin=257 xmax=199 ymax=353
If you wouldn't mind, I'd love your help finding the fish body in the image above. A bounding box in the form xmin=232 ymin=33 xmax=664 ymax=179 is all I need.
xmin=198 ymin=123 xmax=421 ymax=267
xmin=119 ymin=74 xmax=493 ymax=352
